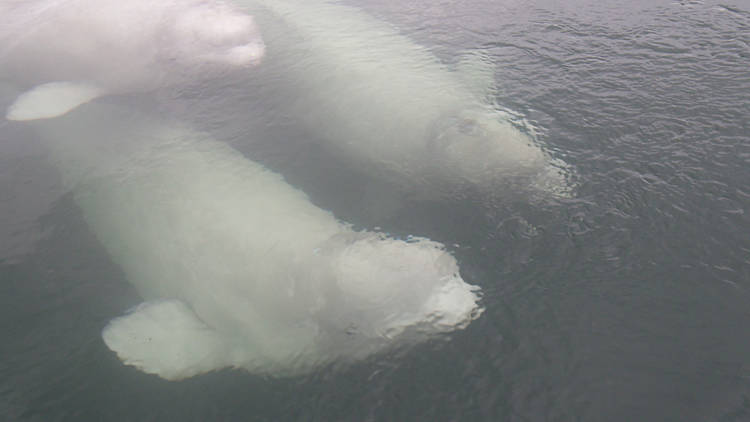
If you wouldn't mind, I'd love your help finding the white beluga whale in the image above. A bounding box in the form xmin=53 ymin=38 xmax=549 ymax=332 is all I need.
xmin=27 ymin=102 xmax=482 ymax=380
xmin=232 ymin=0 xmax=570 ymax=199
xmin=0 ymin=0 xmax=265 ymax=121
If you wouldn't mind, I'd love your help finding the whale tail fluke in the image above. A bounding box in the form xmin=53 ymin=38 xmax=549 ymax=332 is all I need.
xmin=6 ymin=81 xmax=103 ymax=121
xmin=102 ymin=299 xmax=233 ymax=380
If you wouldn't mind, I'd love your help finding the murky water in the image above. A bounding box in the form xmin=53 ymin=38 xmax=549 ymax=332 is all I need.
xmin=2 ymin=0 xmax=750 ymax=420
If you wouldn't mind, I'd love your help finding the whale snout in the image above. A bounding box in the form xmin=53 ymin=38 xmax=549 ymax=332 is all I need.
xmin=426 ymin=111 xmax=550 ymax=189
xmin=325 ymin=233 xmax=480 ymax=338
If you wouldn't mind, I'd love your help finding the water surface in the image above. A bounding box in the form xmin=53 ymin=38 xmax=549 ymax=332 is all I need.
xmin=2 ymin=0 xmax=750 ymax=420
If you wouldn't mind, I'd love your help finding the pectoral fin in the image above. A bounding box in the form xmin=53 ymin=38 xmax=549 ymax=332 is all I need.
xmin=6 ymin=81 xmax=103 ymax=121
xmin=102 ymin=299 xmax=233 ymax=380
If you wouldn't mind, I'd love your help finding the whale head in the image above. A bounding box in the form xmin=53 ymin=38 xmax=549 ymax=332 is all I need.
xmin=1 ymin=0 xmax=267 ymax=121
xmin=315 ymin=233 xmax=482 ymax=343
xmin=167 ymin=2 xmax=266 ymax=68
xmin=426 ymin=108 xmax=564 ymax=194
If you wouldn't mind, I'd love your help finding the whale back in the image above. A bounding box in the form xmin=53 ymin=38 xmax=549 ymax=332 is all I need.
xmin=233 ymin=0 xmax=570 ymax=198
xmin=29 ymin=102 xmax=482 ymax=378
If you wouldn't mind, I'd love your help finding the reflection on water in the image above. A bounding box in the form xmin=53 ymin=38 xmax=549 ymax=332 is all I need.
xmin=2 ymin=0 xmax=750 ymax=420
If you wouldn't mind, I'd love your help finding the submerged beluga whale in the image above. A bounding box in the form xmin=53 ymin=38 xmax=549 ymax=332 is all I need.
xmin=27 ymin=102 xmax=482 ymax=380
xmin=0 ymin=0 xmax=266 ymax=121
xmin=234 ymin=0 xmax=569 ymax=198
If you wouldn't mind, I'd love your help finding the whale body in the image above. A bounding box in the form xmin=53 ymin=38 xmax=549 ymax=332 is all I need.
xmin=0 ymin=0 xmax=265 ymax=121
xmin=234 ymin=0 xmax=568 ymax=197
xmin=28 ymin=102 xmax=482 ymax=380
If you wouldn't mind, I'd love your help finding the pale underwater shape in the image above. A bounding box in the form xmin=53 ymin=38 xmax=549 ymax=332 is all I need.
xmin=28 ymin=102 xmax=482 ymax=380
xmin=169 ymin=1 xmax=266 ymax=66
xmin=0 ymin=0 xmax=265 ymax=120
xmin=234 ymin=0 xmax=572 ymax=198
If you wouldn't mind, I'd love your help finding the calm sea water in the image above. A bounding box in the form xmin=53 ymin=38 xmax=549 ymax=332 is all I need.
xmin=2 ymin=0 xmax=750 ymax=420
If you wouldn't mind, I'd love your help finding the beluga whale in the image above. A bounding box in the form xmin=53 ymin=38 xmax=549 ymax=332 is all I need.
xmin=234 ymin=0 xmax=570 ymax=199
xmin=0 ymin=0 xmax=266 ymax=121
xmin=25 ymin=102 xmax=483 ymax=380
